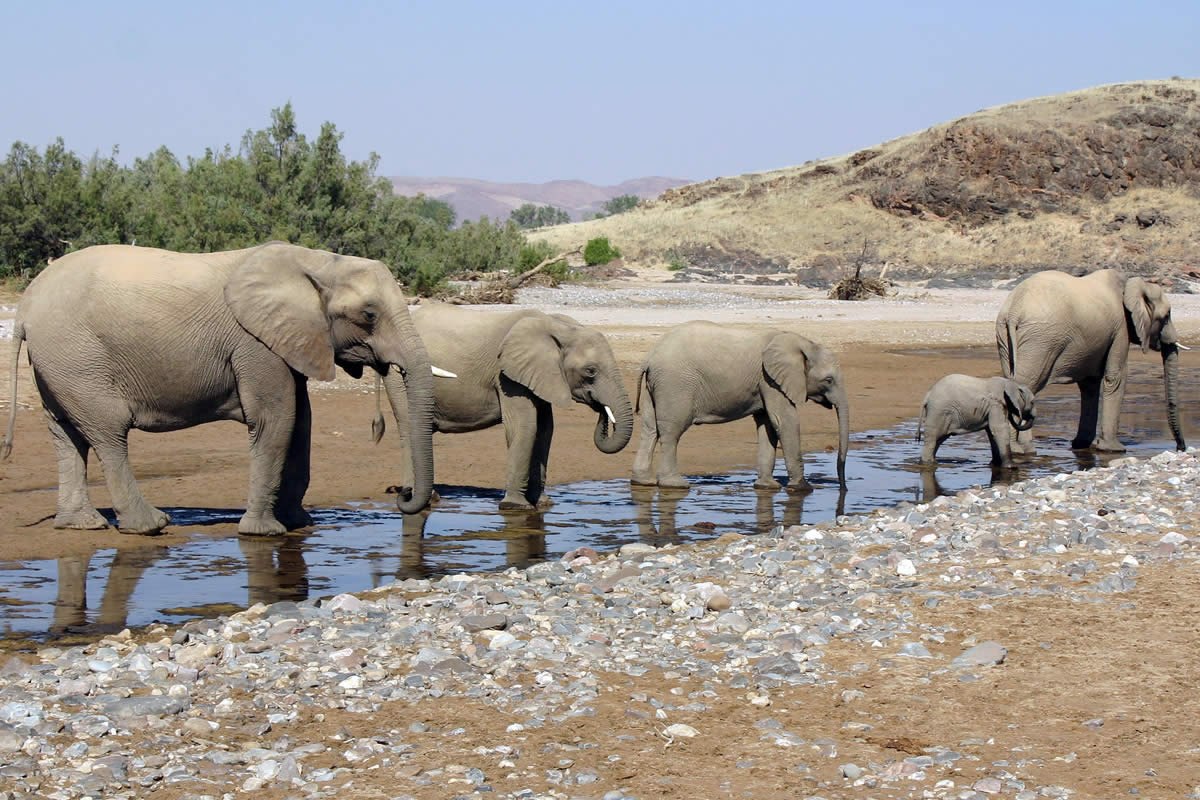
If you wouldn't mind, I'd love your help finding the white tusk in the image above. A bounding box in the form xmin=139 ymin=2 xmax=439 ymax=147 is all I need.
xmin=605 ymin=405 xmax=616 ymax=425
xmin=1176 ymin=343 xmax=1192 ymax=351
xmin=432 ymin=365 xmax=458 ymax=378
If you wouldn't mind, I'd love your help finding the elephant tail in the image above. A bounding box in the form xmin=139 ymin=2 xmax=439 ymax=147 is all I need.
xmin=916 ymin=400 xmax=926 ymax=443
xmin=1 ymin=320 xmax=23 ymax=461
xmin=996 ymin=311 xmax=1017 ymax=379
xmin=634 ymin=365 xmax=648 ymax=415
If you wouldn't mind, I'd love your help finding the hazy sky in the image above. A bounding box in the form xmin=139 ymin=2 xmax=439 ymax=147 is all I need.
xmin=2 ymin=1 xmax=1197 ymax=185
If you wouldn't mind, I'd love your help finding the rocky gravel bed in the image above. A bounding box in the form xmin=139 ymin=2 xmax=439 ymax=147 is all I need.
xmin=1 ymin=451 xmax=1198 ymax=799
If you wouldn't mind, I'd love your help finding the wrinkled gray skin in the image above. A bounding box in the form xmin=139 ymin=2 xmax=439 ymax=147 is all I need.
xmin=386 ymin=305 xmax=633 ymax=510
xmin=631 ymin=322 xmax=849 ymax=492
xmin=1 ymin=242 xmax=436 ymax=535
xmin=917 ymin=374 xmax=1035 ymax=468
xmin=996 ymin=269 xmax=1184 ymax=454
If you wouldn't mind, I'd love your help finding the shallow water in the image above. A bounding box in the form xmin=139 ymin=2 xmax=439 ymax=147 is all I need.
xmin=0 ymin=357 xmax=1192 ymax=641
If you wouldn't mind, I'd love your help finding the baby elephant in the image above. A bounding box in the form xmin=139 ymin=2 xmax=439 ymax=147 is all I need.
xmin=918 ymin=375 xmax=1036 ymax=468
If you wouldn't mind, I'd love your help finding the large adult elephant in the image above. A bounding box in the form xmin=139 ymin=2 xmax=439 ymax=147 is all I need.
xmin=1 ymin=242 xmax=438 ymax=535
xmin=384 ymin=305 xmax=634 ymax=510
xmin=995 ymin=269 xmax=1184 ymax=453
xmin=630 ymin=322 xmax=849 ymax=491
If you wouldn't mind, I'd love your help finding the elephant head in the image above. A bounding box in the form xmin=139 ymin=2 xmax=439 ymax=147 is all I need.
xmin=1001 ymin=379 xmax=1036 ymax=432
xmin=1124 ymin=277 xmax=1185 ymax=450
xmin=224 ymin=242 xmax=436 ymax=512
xmin=498 ymin=313 xmax=634 ymax=454
xmin=762 ymin=333 xmax=849 ymax=487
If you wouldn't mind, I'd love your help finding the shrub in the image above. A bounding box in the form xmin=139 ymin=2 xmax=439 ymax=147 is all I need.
xmin=583 ymin=237 xmax=621 ymax=265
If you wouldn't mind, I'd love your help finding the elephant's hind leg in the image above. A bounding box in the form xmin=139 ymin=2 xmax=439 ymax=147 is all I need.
xmin=529 ymin=403 xmax=554 ymax=509
xmin=630 ymin=382 xmax=659 ymax=486
xmin=91 ymin=432 xmax=171 ymax=534
xmin=44 ymin=411 xmax=108 ymax=530
xmin=1072 ymin=376 xmax=1103 ymax=450
xmin=653 ymin=416 xmax=692 ymax=490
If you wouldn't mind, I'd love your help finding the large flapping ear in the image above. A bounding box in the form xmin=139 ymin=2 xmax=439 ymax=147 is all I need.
xmin=761 ymin=332 xmax=811 ymax=406
xmin=224 ymin=243 xmax=337 ymax=381
xmin=1124 ymin=277 xmax=1152 ymax=354
xmin=498 ymin=315 xmax=574 ymax=407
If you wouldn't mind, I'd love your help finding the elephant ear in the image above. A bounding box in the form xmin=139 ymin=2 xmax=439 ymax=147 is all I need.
xmin=1002 ymin=380 xmax=1025 ymax=415
xmin=224 ymin=243 xmax=337 ymax=381
xmin=1124 ymin=277 xmax=1152 ymax=354
xmin=761 ymin=332 xmax=810 ymax=406
xmin=498 ymin=316 xmax=573 ymax=407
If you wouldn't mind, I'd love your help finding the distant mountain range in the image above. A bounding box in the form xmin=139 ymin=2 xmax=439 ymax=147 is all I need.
xmin=388 ymin=176 xmax=691 ymax=224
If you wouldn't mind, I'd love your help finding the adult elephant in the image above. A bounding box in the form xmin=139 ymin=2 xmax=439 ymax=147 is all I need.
xmin=384 ymin=305 xmax=634 ymax=510
xmin=630 ymin=322 xmax=849 ymax=491
xmin=995 ymin=269 xmax=1184 ymax=453
xmin=1 ymin=242 xmax=438 ymax=535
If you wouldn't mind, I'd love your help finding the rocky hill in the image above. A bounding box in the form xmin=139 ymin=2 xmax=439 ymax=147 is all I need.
xmin=532 ymin=79 xmax=1200 ymax=283
xmin=389 ymin=176 xmax=689 ymax=224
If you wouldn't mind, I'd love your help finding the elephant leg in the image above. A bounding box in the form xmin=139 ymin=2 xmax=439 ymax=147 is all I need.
xmin=763 ymin=388 xmax=810 ymax=493
xmin=986 ymin=407 xmax=1013 ymax=468
xmin=499 ymin=384 xmax=540 ymax=510
xmin=653 ymin=415 xmax=692 ymax=490
xmin=752 ymin=410 xmax=782 ymax=490
xmin=275 ymin=378 xmax=314 ymax=530
xmin=238 ymin=366 xmax=296 ymax=536
xmin=630 ymin=381 xmax=659 ymax=485
xmin=1095 ymin=361 xmax=1128 ymax=452
xmin=44 ymin=411 xmax=108 ymax=530
xmin=1073 ymin=377 xmax=1102 ymax=450
xmin=50 ymin=554 xmax=89 ymax=633
xmin=530 ymin=402 xmax=554 ymax=509
xmin=84 ymin=408 xmax=170 ymax=534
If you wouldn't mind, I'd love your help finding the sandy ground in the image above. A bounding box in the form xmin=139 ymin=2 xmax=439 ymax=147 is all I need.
xmin=2 ymin=281 xmax=1200 ymax=798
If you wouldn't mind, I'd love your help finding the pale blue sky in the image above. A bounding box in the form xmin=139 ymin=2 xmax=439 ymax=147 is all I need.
xmin=2 ymin=1 xmax=1197 ymax=184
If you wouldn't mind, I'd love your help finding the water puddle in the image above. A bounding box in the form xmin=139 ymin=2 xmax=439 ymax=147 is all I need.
xmin=1 ymin=355 xmax=1192 ymax=641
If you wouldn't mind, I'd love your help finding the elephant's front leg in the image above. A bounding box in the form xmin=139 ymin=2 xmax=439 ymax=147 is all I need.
xmin=529 ymin=402 xmax=554 ymax=509
xmin=238 ymin=367 xmax=297 ymax=536
xmin=499 ymin=378 xmax=542 ymax=510
xmin=1073 ymin=376 xmax=1103 ymax=450
xmin=986 ymin=406 xmax=1015 ymax=468
xmin=763 ymin=389 xmax=811 ymax=493
xmin=275 ymin=377 xmax=314 ymax=530
xmin=1094 ymin=362 xmax=1128 ymax=452
xmin=752 ymin=410 xmax=782 ymax=490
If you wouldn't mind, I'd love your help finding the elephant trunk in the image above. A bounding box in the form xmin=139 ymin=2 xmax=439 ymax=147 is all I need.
xmin=592 ymin=377 xmax=634 ymax=454
xmin=1162 ymin=343 xmax=1185 ymax=451
xmin=833 ymin=389 xmax=849 ymax=488
xmin=382 ymin=317 xmax=436 ymax=514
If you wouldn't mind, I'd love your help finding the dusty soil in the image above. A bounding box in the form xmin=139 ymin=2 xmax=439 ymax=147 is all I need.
xmin=2 ymin=283 xmax=1200 ymax=798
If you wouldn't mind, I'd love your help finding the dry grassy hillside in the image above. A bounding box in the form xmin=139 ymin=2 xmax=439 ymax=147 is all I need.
xmin=533 ymin=79 xmax=1200 ymax=281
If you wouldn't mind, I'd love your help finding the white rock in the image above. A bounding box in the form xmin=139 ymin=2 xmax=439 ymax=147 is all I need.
xmin=664 ymin=723 xmax=698 ymax=738
xmin=896 ymin=559 xmax=917 ymax=577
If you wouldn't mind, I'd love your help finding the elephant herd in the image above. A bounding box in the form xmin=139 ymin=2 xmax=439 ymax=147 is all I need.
xmin=0 ymin=243 xmax=1186 ymax=537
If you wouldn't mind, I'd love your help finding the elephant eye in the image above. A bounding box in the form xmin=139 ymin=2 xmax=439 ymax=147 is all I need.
xmin=362 ymin=308 xmax=377 ymax=325
xmin=583 ymin=365 xmax=598 ymax=380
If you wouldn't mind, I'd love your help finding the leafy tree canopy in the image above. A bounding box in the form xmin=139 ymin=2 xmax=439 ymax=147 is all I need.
xmin=510 ymin=202 xmax=570 ymax=229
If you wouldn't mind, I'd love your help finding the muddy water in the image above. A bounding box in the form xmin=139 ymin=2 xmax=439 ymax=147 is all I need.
xmin=0 ymin=357 xmax=1192 ymax=641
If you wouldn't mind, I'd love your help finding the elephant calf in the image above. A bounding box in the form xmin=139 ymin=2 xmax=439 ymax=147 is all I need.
xmin=631 ymin=322 xmax=849 ymax=492
xmin=917 ymin=374 xmax=1035 ymax=468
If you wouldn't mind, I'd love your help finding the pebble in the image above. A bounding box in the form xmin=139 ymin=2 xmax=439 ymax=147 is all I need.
xmin=1 ymin=450 xmax=1198 ymax=798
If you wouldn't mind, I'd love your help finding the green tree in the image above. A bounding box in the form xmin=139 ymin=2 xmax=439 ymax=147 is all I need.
xmin=601 ymin=194 xmax=641 ymax=216
xmin=583 ymin=236 xmax=621 ymax=265
xmin=510 ymin=203 xmax=570 ymax=229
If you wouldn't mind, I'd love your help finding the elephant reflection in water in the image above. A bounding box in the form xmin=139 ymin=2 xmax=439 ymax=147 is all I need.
xmin=377 ymin=509 xmax=549 ymax=584
xmin=916 ymin=467 xmax=1016 ymax=504
xmin=50 ymin=537 xmax=310 ymax=635
xmin=630 ymin=486 xmax=826 ymax=545
xmin=51 ymin=547 xmax=166 ymax=634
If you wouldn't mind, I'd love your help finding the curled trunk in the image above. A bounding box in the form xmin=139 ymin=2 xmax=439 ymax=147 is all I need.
xmin=1162 ymin=344 xmax=1185 ymax=451
xmin=591 ymin=376 xmax=634 ymax=454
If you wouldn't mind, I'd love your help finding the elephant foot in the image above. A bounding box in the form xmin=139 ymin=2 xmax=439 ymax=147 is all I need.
xmin=238 ymin=511 xmax=286 ymax=536
xmin=753 ymin=477 xmax=783 ymax=491
xmin=784 ymin=479 xmax=814 ymax=495
xmin=54 ymin=507 xmax=110 ymax=530
xmin=1093 ymin=438 xmax=1126 ymax=453
xmin=499 ymin=493 xmax=536 ymax=511
xmin=1009 ymin=442 xmax=1035 ymax=456
xmin=117 ymin=507 xmax=171 ymax=535
xmin=277 ymin=507 xmax=314 ymax=530
xmin=535 ymin=494 xmax=554 ymax=510
xmin=630 ymin=472 xmax=658 ymax=487
xmin=387 ymin=486 xmax=442 ymax=505
xmin=657 ymin=474 xmax=691 ymax=490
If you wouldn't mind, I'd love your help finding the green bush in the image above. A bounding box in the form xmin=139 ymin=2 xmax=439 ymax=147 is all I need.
xmin=583 ymin=237 xmax=621 ymax=266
